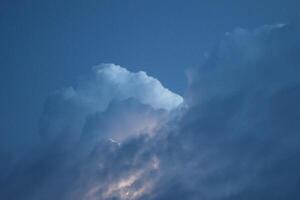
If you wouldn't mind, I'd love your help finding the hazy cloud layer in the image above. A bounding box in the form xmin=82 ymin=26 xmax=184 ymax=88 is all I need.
xmin=1 ymin=21 xmax=300 ymax=200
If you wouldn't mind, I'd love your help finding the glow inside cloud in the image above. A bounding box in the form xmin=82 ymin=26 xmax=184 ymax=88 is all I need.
xmin=1 ymin=21 xmax=300 ymax=200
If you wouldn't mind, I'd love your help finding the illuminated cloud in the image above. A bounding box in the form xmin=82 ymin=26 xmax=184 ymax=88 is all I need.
xmin=38 ymin=63 xmax=183 ymax=146
xmin=1 ymin=21 xmax=300 ymax=200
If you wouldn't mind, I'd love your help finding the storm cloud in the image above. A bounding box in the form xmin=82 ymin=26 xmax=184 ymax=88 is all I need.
xmin=152 ymin=22 xmax=300 ymax=200
xmin=38 ymin=63 xmax=183 ymax=146
xmin=1 ymin=21 xmax=300 ymax=200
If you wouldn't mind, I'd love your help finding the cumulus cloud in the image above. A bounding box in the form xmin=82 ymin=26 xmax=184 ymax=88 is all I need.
xmin=1 ymin=21 xmax=300 ymax=200
xmin=38 ymin=63 xmax=183 ymax=146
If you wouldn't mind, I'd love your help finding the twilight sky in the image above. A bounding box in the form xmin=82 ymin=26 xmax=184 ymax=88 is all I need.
xmin=1 ymin=1 xmax=300 ymax=200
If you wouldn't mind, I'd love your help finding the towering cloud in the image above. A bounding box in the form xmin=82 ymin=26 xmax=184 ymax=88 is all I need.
xmin=39 ymin=63 xmax=183 ymax=146
xmin=0 ymin=64 xmax=183 ymax=200
xmin=1 ymin=21 xmax=300 ymax=200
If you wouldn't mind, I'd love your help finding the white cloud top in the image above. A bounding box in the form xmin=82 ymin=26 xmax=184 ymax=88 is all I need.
xmin=39 ymin=63 xmax=183 ymax=145
xmin=69 ymin=63 xmax=183 ymax=112
xmin=95 ymin=63 xmax=183 ymax=111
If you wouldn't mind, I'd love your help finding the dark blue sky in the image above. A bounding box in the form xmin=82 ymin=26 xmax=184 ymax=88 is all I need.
xmin=0 ymin=0 xmax=299 ymax=150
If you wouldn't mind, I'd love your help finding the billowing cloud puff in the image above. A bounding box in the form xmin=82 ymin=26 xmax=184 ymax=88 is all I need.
xmin=63 ymin=63 xmax=183 ymax=112
xmin=91 ymin=64 xmax=183 ymax=111
xmin=39 ymin=63 xmax=183 ymax=146
xmin=1 ymin=21 xmax=300 ymax=200
xmin=1 ymin=64 xmax=182 ymax=200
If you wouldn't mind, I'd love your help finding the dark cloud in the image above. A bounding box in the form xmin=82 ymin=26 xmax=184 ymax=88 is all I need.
xmin=152 ymin=22 xmax=300 ymax=200
xmin=1 ymin=21 xmax=300 ymax=200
